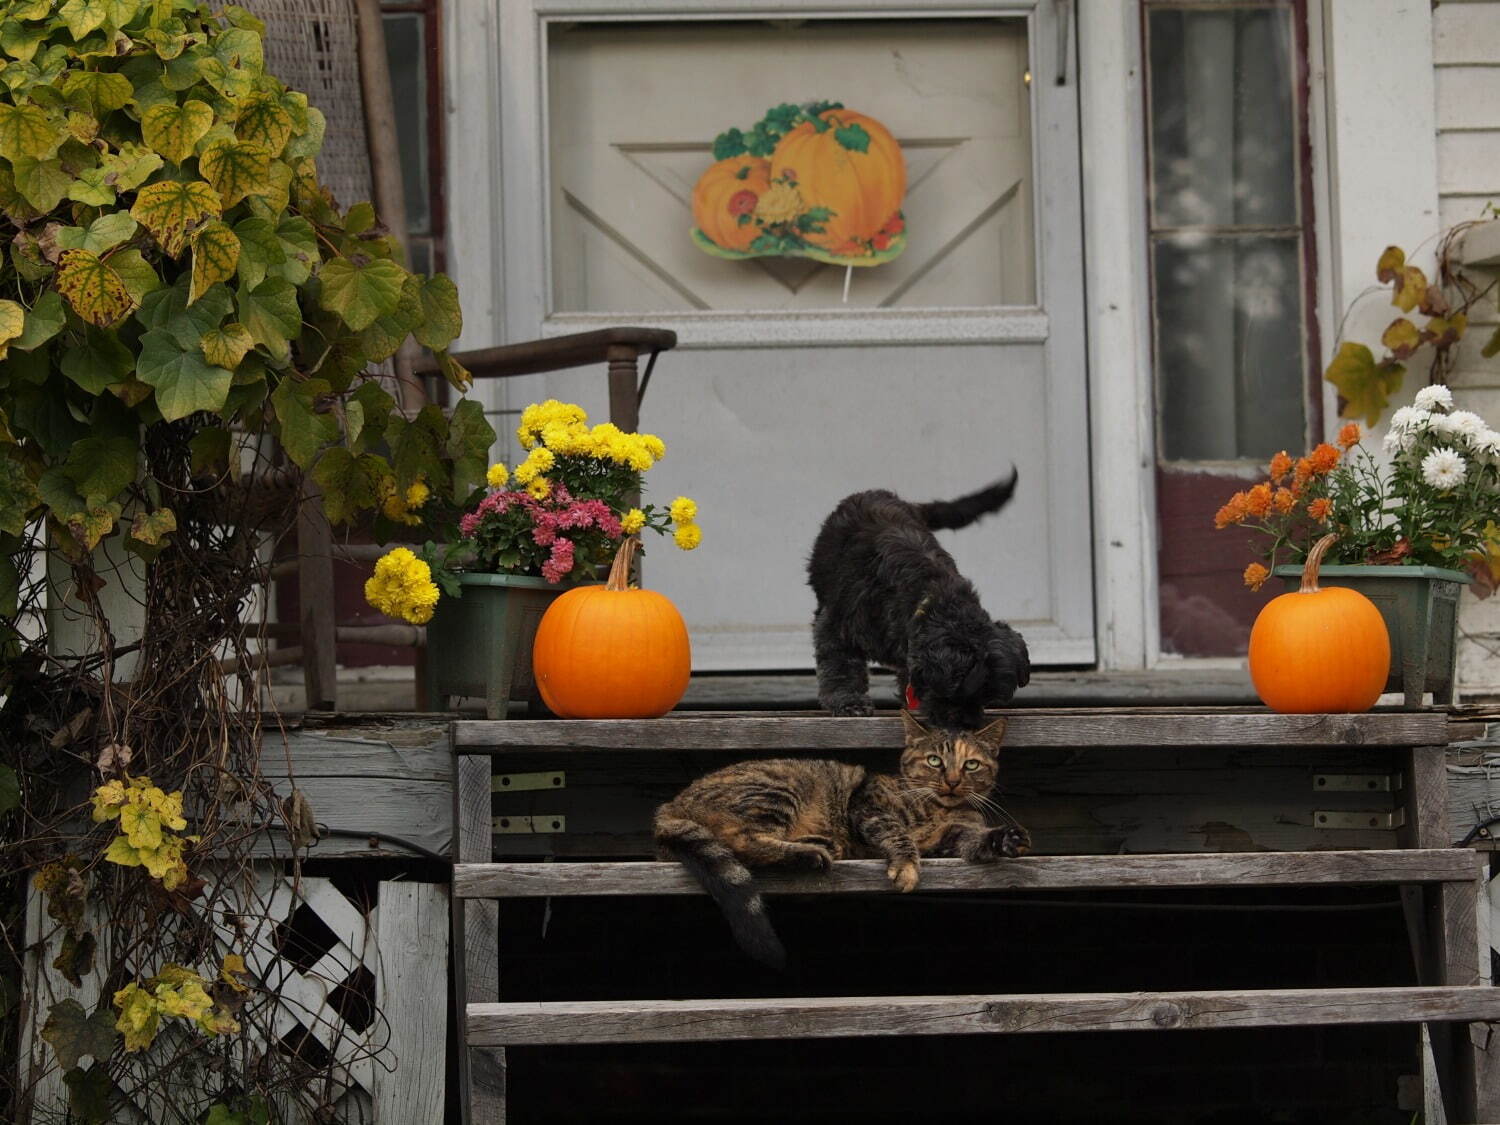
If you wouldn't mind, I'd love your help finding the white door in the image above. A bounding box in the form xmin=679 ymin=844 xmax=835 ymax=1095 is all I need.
xmin=494 ymin=2 xmax=1092 ymax=671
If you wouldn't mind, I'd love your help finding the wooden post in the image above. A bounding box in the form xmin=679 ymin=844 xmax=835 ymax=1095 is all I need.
xmin=453 ymin=742 xmax=505 ymax=1124
xmin=605 ymin=345 xmax=641 ymax=435
xmin=296 ymin=481 xmax=337 ymax=711
xmin=374 ymin=882 xmax=448 ymax=1122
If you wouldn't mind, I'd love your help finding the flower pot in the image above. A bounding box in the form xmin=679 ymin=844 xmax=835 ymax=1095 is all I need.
xmin=1272 ymin=563 xmax=1467 ymax=707
xmin=424 ymin=572 xmax=581 ymax=719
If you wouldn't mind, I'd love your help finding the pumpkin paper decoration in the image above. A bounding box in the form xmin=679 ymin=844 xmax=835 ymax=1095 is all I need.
xmin=690 ymin=101 xmax=907 ymax=267
xmin=1247 ymin=534 xmax=1391 ymax=714
xmin=531 ymin=537 xmax=692 ymax=719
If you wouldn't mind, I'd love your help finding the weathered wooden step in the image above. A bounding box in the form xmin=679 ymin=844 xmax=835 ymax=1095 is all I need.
xmin=452 ymin=710 xmax=1454 ymax=754
xmin=454 ymin=849 xmax=1477 ymax=898
xmin=467 ymin=985 xmax=1500 ymax=1045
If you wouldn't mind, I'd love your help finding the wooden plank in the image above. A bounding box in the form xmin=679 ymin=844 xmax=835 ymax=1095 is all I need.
xmin=1434 ymin=1 xmax=1500 ymax=65
xmin=374 ymin=882 xmax=448 ymax=1124
xmin=453 ymin=712 xmax=1453 ymax=753
xmin=454 ymin=850 xmax=1480 ymax=899
xmin=1438 ymin=131 xmax=1500 ymax=196
xmin=1438 ymin=66 xmax=1500 ymax=131
xmin=454 ymin=751 xmax=506 ymax=1125
xmin=466 ymin=986 xmax=1500 ymax=1046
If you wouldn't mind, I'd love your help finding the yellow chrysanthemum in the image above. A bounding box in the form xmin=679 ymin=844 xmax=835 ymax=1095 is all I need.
xmin=486 ymin=462 xmax=510 ymax=489
xmin=405 ymin=480 xmax=430 ymax=509
xmin=673 ymin=524 xmax=702 ymax=550
xmin=669 ymin=496 xmax=698 ymax=524
xmin=526 ymin=477 xmax=552 ymax=500
xmin=525 ymin=447 xmax=555 ymax=473
xmin=754 ymin=181 xmax=803 ymax=224
xmin=379 ymin=475 xmax=425 ymax=526
xmin=519 ymin=399 xmax=588 ymax=449
xmin=541 ymin=421 xmax=590 ymax=456
xmin=364 ymin=547 xmax=441 ymax=625
xmin=640 ymin=434 xmax=666 ymax=461
xmin=621 ymin=508 xmax=647 ymax=534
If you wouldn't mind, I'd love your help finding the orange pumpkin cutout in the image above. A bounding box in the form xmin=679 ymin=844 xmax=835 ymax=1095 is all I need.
xmin=770 ymin=108 xmax=906 ymax=252
xmin=532 ymin=537 xmax=691 ymax=719
xmin=690 ymin=155 xmax=773 ymax=254
xmin=1248 ymin=534 xmax=1390 ymax=714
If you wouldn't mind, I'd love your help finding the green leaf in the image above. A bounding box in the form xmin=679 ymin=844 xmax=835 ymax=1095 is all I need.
xmin=141 ymin=98 xmax=213 ymax=164
xmin=136 ymin=327 xmax=234 ymax=421
xmin=199 ymin=137 xmax=271 ymax=208
xmin=212 ymin=26 xmax=263 ymax=72
xmin=42 ymin=1000 xmax=116 ymax=1071
xmin=63 ymin=1063 xmax=112 ymax=1125
xmin=200 ymin=323 xmax=254 ymax=369
xmin=13 ymin=289 xmax=64 ymax=350
xmin=107 ymin=249 xmax=161 ymax=305
xmin=446 ymin=398 xmax=496 ymax=500
xmin=58 ymin=212 xmax=138 ymax=255
xmin=138 ymin=275 xmax=233 ymax=344
xmin=1324 ymin=340 xmax=1405 ymax=426
xmin=60 ymin=327 xmax=132 ymax=393
xmin=318 ymin=257 xmax=406 ymax=331
xmin=0 ymin=101 xmax=57 ymax=159
xmin=434 ymin=350 xmax=471 ymax=392
xmin=236 ymin=276 xmax=301 ymax=356
xmin=0 ymin=763 xmax=17 ymax=815
xmin=11 ymin=155 xmax=70 ymax=211
xmin=391 ymin=403 xmax=449 ymax=494
xmin=270 ymin=375 xmax=339 ymax=468
xmin=189 ymin=426 xmax=230 ymax=476
xmin=235 ymin=93 xmax=294 ymax=156
xmin=65 ymin=166 xmax=114 ymax=207
xmin=60 ymin=69 xmax=132 ymax=116
xmin=834 ymin=122 xmax=871 ymax=153
xmin=190 ymin=220 xmax=239 ymax=305
xmin=63 ymin=435 xmax=137 ymax=506
xmin=349 ymin=380 xmax=395 ymax=453
xmin=358 ymin=274 xmax=422 ymax=362
xmin=268 ymin=215 xmax=316 ymax=284
xmin=0 ymin=455 xmax=39 ymax=534
xmin=712 ymin=127 xmax=746 ymax=161
xmin=130 ymin=179 xmax=221 ymax=257
xmin=284 ymin=105 xmax=324 ymax=160
xmin=56 ymin=249 xmax=136 ymax=328
xmin=344 ymin=201 xmax=377 ymax=236
xmin=415 ymin=273 xmax=462 ymax=351
xmin=312 ymin=446 xmax=387 ymax=523
xmin=59 ymin=0 xmax=111 ymax=40
xmin=98 ymin=142 xmax=162 ymax=192
xmin=1 ymin=20 xmax=50 ymax=63
xmin=53 ymin=930 xmax=96 ymax=987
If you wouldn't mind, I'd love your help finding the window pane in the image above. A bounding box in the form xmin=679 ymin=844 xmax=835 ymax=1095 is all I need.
xmin=383 ymin=11 xmax=430 ymax=234
xmin=1153 ymin=234 xmax=1305 ymax=461
xmin=1148 ymin=8 xmax=1296 ymax=228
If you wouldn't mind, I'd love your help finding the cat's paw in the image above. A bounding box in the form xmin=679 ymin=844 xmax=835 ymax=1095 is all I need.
xmin=786 ymin=841 xmax=835 ymax=874
xmin=822 ymin=694 xmax=875 ymax=718
xmin=887 ymin=858 xmax=920 ymax=893
xmin=980 ymin=825 xmax=1032 ymax=860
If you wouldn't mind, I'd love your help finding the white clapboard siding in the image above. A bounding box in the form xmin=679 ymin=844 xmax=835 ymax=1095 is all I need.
xmin=1434 ymin=1 xmax=1500 ymax=64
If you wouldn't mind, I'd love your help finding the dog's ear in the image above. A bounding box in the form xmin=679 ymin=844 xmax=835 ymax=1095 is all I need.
xmin=987 ymin=622 xmax=1031 ymax=700
xmin=961 ymin=659 xmax=987 ymax=698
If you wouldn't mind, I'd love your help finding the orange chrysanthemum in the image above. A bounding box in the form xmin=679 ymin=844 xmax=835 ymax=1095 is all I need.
xmin=1307 ymin=497 xmax=1333 ymax=521
xmin=1214 ymin=492 xmax=1249 ymax=529
xmin=1243 ymin=562 xmax=1270 ymax=591
xmin=1273 ymin=487 xmax=1295 ymax=514
xmin=1244 ymin=483 xmax=1273 ymax=518
xmin=1337 ymin=422 xmax=1361 ymax=450
xmin=1308 ymin=443 xmax=1340 ymax=474
xmin=1294 ymin=456 xmax=1314 ymax=486
xmin=1269 ymin=451 xmax=1293 ymax=483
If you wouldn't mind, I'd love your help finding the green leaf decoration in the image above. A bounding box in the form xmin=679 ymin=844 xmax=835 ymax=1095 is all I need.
xmin=199 ymin=137 xmax=271 ymax=208
xmin=13 ymin=289 xmax=64 ymax=350
xmin=141 ymin=98 xmax=213 ymax=164
xmin=446 ymin=398 xmax=496 ymax=501
xmin=136 ymin=327 xmax=234 ymax=421
xmin=60 ymin=326 xmax=132 ymax=393
xmin=415 ymin=273 xmax=462 ymax=351
xmin=236 ymin=276 xmax=300 ymax=355
xmin=318 ymin=257 xmax=406 ymax=331
xmin=189 ymin=220 xmax=240 ymax=305
xmin=712 ymin=127 xmax=746 ymax=161
xmin=1324 ymin=340 xmax=1404 ymax=426
xmin=0 ymin=299 xmax=23 ymax=359
xmin=0 ymin=101 xmax=57 ymax=159
xmin=63 ymin=1063 xmax=113 ymax=1125
xmin=235 ymin=93 xmax=294 ymax=156
xmin=834 ymin=122 xmax=871 ymax=153
xmin=11 ymin=155 xmax=70 ymax=211
xmin=0 ymin=455 xmax=39 ymax=534
xmin=63 ymin=434 xmax=137 ymax=506
xmin=56 ymin=249 xmax=136 ymax=328
xmin=200 ymin=323 xmax=254 ymax=369
xmin=60 ymin=69 xmax=132 ymax=116
xmin=131 ymin=179 xmax=221 ymax=256
xmin=41 ymin=1000 xmax=117 ymax=1071
xmin=270 ymin=376 xmax=339 ymax=468
xmin=103 ymin=249 xmax=160 ymax=304
xmin=312 ymin=446 xmax=387 ymax=523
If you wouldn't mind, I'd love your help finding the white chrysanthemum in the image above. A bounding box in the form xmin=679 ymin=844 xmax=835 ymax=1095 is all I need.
xmin=1428 ymin=413 xmax=1459 ymax=439
xmin=1420 ymin=446 xmax=1468 ymax=489
xmin=1382 ymin=429 xmax=1408 ymax=456
xmin=1444 ymin=410 xmax=1487 ymax=443
xmin=1413 ymin=384 xmax=1454 ymax=412
xmin=1388 ymin=405 xmax=1429 ymax=434
xmin=1474 ymin=428 xmax=1500 ymax=461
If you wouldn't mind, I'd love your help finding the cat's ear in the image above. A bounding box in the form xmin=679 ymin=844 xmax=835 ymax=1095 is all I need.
xmin=972 ymin=715 xmax=1008 ymax=754
xmin=900 ymin=709 xmax=930 ymax=741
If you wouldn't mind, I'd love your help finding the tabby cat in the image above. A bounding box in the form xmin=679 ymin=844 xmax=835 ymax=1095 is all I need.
xmin=653 ymin=712 xmax=1028 ymax=967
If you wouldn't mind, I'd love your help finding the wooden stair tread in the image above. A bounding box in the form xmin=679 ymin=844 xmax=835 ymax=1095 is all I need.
xmin=454 ymin=850 xmax=1477 ymax=898
xmin=466 ymin=986 xmax=1500 ymax=1045
xmin=452 ymin=711 xmax=1454 ymax=753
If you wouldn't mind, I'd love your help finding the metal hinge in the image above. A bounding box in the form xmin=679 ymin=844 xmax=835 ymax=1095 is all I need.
xmin=492 ymin=771 xmax=566 ymax=792
xmin=1314 ymin=772 xmax=1401 ymax=793
xmin=492 ymin=815 xmax=567 ymax=835
xmin=1314 ymin=809 xmax=1405 ymax=830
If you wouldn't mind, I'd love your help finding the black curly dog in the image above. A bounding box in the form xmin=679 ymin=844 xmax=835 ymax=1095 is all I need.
xmin=807 ymin=477 xmax=1030 ymax=730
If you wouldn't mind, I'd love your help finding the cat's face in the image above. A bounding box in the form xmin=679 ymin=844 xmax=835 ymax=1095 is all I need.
xmin=897 ymin=711 xmax=1007 ymax=807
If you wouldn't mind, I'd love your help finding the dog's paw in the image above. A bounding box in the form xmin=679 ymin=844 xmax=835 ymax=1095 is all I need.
xmin=980 ymin=825 xmax=1031 ymax=860
xmin=786 ymin=842 xmax=835 ymax=873
xmin=887 ymin=858 xmax=920 ymax=892
xmin=822 ymin=694 xmax=875 ymax=717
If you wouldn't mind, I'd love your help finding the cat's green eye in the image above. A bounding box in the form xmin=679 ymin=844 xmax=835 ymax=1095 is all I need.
xmin=963 ymin=760 xmax=981 ymax=772
xmin=925 ymin=754 xmax=942 ymax=767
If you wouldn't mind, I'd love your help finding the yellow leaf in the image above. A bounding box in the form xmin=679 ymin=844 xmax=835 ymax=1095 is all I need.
xmin=103 ymin=835 xmax=141 ymax=868
xmin=1324 ymin=340 xmax=1405 ymax=426
xmin=55 ymin=249 xmax=135 ymax=328
xmin=140 ymin=99 xmax=214 ymax=165
xmin=189 ymin=220 xmax=239 ymax=305
xmin=0 ymin=102 xmax=57 ymax=160
xmin=1425 ymin=312 xmax=1467 ymax=348
xmin=1376 ymin=245 xmax=1405 ymax=284
xmin=1392 ymin=265 xmax=1428 ymax=313
xmin=200 ymin=323 xmax=254 ymax=369
xmin=1381 ymin=317 xmax=1421 ymax=358
xmin=234 ymin=94 xmax=294 ymax=156
xmin=130 ymin=179 xmax=221 ymax=257
xmin=199 ymin=137 xmax=271 ymax=208
xmin=0 ymin=298 xmax=24 ymax=360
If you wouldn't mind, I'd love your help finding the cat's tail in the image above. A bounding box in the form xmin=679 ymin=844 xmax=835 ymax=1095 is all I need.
xmin=654 ymin=815 xmax=787 ymax=969
xmin=916 ymin=472 xmax=1018 ymax=531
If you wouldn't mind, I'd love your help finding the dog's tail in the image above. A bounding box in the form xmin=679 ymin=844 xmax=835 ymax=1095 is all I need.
xmin=654 ymin=814 xmax=786 ymax=969
xmin=916 ymin=472 xmax=1018 ymax=531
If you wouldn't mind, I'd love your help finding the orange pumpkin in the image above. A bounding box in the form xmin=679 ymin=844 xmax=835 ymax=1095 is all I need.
xmin=691 ymin=155 xmax=772 ymax=252
xmin=532 ymin=537 xmax=691 ymax=719
xmin=770 ymin=109 xmax=905 ymax=251
xmin=1248 ymin=534 xmax=1390 ymax=714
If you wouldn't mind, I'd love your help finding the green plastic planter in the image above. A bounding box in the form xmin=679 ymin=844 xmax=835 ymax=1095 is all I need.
xmin=424 ymin=572 xmax=578 ymax=718
xmin=1272 ymin=563 xmax=1467 ymax=707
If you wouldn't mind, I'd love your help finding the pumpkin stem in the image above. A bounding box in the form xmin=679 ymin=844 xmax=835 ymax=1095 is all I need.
xmin=1299 ymin=533 xmax=1340 ymax=594
xmin=606 ymin=536 xmax=640 ymax=592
